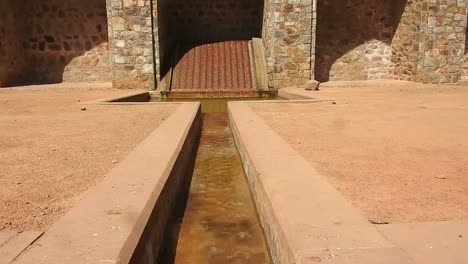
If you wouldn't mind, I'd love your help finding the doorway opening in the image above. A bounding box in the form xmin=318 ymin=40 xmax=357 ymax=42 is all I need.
xmin=157 ymin=0 xmax=264 ymax=92
xmin=314 ymin=0 xmax=413 ymax=82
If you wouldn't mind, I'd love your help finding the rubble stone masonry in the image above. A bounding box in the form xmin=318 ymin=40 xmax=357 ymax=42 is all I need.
xmin=24 ymin=0 xmax=111 ymax=84
xmin=263 ymin=0 xmax=315 ymax=89
xmin=389 ymin=0 xmax=421 ymax=81
xmin=0 ymin=0 xmax=111 ymax=86
xmin=107 ymin=0 xmax=155 ymax=89
xmin=1 ymin=0 xmax=468 ymax=88
xmin=314 ymin=0 xmax=467 ymax=84
xmin=315 ymin=0 xmax=395 ymax=82
xmin=416 ymin=0 xmax=467 ymax=83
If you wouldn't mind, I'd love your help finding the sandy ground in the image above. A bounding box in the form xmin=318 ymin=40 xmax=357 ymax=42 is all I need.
xmin=0 ymin=84 xmax=178 ymax=231
xmin=250 ymin=81 xmax=468 ymax=223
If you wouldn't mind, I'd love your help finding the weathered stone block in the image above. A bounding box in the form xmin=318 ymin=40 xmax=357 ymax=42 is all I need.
xmin=305 ymin=79 xmax=320 ymax=91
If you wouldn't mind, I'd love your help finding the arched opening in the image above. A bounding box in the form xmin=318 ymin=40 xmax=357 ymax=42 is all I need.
xmin=314 ymin=0 xmax=414 ymax=82
xmin=157 ymin=0 xmax=264 ymax=91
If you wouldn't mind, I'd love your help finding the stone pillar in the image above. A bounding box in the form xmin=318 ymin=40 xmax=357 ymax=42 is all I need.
xmin=310 ymin=0 xmax=317 ymax=81
xmin=416 ymin=0 xmax=467 ymax=84
xmin=263 ymin=0 xmax=315 ymax=89
xmin=152 ymin=0 xmax=160 ymax=86
xmin=107 ymin=0 xmax=156 ymax=89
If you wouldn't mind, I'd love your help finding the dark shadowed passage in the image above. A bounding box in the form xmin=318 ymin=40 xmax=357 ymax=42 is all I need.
xmin=157 ymin=0 xmax=264 ymax=78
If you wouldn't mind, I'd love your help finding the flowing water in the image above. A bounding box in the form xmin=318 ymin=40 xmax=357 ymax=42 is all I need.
xmin=158 ymin=99 xmax=272 ymax=264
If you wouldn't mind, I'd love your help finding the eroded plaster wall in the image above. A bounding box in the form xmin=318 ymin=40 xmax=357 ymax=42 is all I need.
xmin=23 ymin=0 xmax=111 ymax=84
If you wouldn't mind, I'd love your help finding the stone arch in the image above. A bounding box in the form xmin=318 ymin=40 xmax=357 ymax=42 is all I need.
xmin=314 ymin=0 xmax=414 ymax=82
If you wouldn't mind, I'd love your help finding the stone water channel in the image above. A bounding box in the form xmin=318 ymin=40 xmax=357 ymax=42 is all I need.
xmin=156 ymin=98 xmax=275 ymax=264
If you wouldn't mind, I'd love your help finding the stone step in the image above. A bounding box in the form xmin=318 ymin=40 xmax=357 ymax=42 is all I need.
xmin=171 ymin=41 xmax=255 ymax=92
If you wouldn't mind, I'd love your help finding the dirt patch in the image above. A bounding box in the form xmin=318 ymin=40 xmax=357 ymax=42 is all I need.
xmin=0 ymin=84 xmax=178 ymax=231
xmin=251 ymin=81 xmax=468 ymax=223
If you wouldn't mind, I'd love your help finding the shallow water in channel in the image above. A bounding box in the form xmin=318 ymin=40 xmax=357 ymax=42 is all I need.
xmin=158 ymin=99 xmax=272 ymax=263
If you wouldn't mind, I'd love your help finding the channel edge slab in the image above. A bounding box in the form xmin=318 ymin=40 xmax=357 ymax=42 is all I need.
xmin=227 ymin=101 xmax=414 ymax=264
xmin=0 ymin=232 xmax=43 ymax=263
xmin=13 ymin=102 xmax=201 ymax=264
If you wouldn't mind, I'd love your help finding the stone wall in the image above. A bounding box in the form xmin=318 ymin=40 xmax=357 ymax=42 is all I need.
xmin=314 ymin=0 xmax=467 ymax=84
xmin=0 ymin=0 xmax=110 ymax=87
xmin=314 ymin=0 xmax=396 ymax=82
xmin=263 ymin=0 xmax=314 ymax=89
xmin=464 ymin=25 xmax=468 ymax=75
xmin=108 ymin=0 xmax=155 ymax=89
xmin=107 ymin=0 xmax=468 ymax=88
xmin=416 ymin=0 xmax=467 ymax=83
xmin=3 ymin=0 xmax=467 ymax=88
xmin=389 ymin=0 xmax=421 ymax=81
xmin=0 ymin=2 xmax=27 ymax=87
xmin=22 ymin=0 xmax=111 ymax=84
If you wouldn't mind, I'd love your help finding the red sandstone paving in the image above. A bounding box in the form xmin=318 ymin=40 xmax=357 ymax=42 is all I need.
xmin=0 ymin=84 xmax=178 ymax=231
xmin=250 ymin=81 xmax=468 ymax=223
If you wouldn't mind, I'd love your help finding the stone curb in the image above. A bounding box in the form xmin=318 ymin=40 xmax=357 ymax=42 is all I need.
xmin=79 ymin=91 xmax=151 ymax=105
xmin=14 ymin=102 xmax=201 ymax=264
xmin=228 ymin=101 xmax=413 ymax=264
